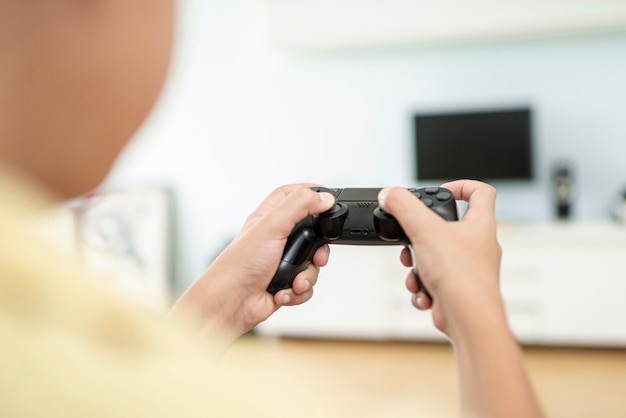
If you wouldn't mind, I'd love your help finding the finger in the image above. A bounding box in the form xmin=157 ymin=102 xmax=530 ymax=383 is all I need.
xmin=400 ymin=246 xmax=412 ymax=267
xmin=255 ymin=186 xmax=335 ymax=240
xmin=440 ymin=179 xmax=497 ymax=222
xmin=273 ymin=289 xmax=292 ymax=306
xmin=311 ymin=244 xmax=330 ymax=268
xmin=291 ymin=264 xmax=319 ymax=295
xmin=241 ymin=184 xmax=327 ymax=233
xmin=405 ymin=270 xmax=431 ymax=300
xmin=274 ymin=285 xmax=314 ymax=306
xmin=412 ymin=291 xmax=432 ymax=310
xmin=250 ymin=183 xmax=325 ymax=220
xmin=405 ymin=270 xmax=419 ymax=293
xmin=378 ymin=187 xmax=444 ymax=246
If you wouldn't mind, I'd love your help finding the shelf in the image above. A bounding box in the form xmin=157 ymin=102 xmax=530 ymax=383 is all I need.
xmin=263 ymin=0 xmax=626 ymax=52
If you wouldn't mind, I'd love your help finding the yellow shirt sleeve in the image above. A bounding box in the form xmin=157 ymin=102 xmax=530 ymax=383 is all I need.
xmin=0 ymin=170 xmax=336 ymax=418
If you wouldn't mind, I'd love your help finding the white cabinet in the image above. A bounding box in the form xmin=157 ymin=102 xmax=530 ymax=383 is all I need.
xmin=256 ymin=222 xmax=626 ymax=347
xmin=262 ymin=0 xmax=626 ymax=51
xmin=499 ymin=223 xmax=626 ymax=346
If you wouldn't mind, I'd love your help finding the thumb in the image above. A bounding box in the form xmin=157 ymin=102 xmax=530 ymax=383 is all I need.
xmin=256 ymin=186 xmax=335 ymax=240
xmin=378 ymin=187 xmax=445 ymax=247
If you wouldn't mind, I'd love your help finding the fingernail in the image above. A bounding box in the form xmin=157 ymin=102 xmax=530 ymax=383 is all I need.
xmin=378 ymin=188 xmax=388 ymax=204
xmin=415 ymin=293 xmax=423 ymax=308
xmin=303 ymin=280 xmax=311 ymax=291
xmin=320 ymin=192 xmax=333 ymax=204
xmin=282 ymin=294 xmax=291 ymax=305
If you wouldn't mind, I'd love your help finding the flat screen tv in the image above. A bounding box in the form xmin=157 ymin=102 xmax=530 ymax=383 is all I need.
xmin=413 ymin=107 xmax=533 ymax=182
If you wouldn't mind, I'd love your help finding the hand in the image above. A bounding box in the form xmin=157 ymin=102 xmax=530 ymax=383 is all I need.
xmin=378 ymin=180 xmax=502 ymax=339
xmin=380 ymin=181 xmax=544 ymax=418
xmin=169 ymin=184 xmax=335 ymax=342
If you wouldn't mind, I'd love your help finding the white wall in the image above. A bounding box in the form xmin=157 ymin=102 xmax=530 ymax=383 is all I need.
xmin=105 ymin=0 xmax=626 ymax=292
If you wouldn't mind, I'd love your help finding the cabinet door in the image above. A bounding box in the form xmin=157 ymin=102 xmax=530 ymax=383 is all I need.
xmin=538 ymin=246 xmax=626 ymax=346
xmin=500 ymin=248 xmax=543 ymax=343
xmin=256 ymin=246 xmax=389 ymax=339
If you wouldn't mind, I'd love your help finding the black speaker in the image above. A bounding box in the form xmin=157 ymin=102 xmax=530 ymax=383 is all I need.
xmin=552 ymin=161 xmax=575 ymax=219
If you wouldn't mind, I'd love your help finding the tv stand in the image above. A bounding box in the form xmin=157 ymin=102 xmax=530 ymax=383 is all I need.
xmin=256 ymin=221 xmax=626 ymax=347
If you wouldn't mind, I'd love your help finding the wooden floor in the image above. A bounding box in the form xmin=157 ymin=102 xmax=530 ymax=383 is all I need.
xmin=219 ymin=335 xmax=626 ymax=418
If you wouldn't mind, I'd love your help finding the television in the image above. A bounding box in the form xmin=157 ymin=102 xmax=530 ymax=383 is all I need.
xmin=413 ymin=107 xmax=533 ymax=182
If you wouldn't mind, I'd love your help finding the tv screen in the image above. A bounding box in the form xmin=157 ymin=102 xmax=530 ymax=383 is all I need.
xmin=414 ymin=108 xmax=533 ymax=182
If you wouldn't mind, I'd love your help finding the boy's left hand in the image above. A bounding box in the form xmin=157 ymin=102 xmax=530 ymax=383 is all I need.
xmin=169 ymin=184 xmax=334 ymax=341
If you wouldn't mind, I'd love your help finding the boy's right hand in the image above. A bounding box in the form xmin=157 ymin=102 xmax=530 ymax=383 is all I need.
xmin=377 ymin=180 xmax=503 ymax=340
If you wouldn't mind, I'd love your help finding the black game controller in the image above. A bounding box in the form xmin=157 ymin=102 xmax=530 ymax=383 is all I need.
xmin=267 ymin=187 xmax=459 ymax=297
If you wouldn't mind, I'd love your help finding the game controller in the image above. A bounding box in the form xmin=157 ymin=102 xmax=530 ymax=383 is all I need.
xmin=267 ymin=186 xmax=459 ymax=297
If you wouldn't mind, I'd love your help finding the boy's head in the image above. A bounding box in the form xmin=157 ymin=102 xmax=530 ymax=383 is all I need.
xmin=0 ymin=0 xmax=175 ymax=198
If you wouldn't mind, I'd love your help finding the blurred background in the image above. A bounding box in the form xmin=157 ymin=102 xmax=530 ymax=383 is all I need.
xmin=90 ymin=0 xmax=626 ymax=346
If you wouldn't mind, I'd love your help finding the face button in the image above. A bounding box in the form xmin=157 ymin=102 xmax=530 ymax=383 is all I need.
xmin=424 ymin=186 xmax=440 ymax=195
xmin=436 ymin=191 xmax=452 ymax=201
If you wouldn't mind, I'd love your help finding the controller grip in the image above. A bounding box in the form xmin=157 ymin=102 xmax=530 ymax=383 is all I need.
xmin=267 ymin=260 xmax=310 ymax=295
xmin=267 ymin=221 xmax=324 ymax=295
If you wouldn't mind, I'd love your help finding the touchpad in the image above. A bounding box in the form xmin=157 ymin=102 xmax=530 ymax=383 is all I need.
xmin=337 ymin=188 xmax=381 ymax=201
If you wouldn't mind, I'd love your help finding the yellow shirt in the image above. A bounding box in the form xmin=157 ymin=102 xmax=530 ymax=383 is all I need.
xmin=0 ymin=168 xmax=335 ymax=417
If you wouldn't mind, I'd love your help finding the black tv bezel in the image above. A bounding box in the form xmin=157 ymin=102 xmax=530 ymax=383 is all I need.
xmin=413 ymin=107 xmax=534 ymax=183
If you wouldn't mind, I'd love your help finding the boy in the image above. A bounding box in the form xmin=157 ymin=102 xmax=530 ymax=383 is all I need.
xmin=0 ymin=1 xmax=543 ymax=416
